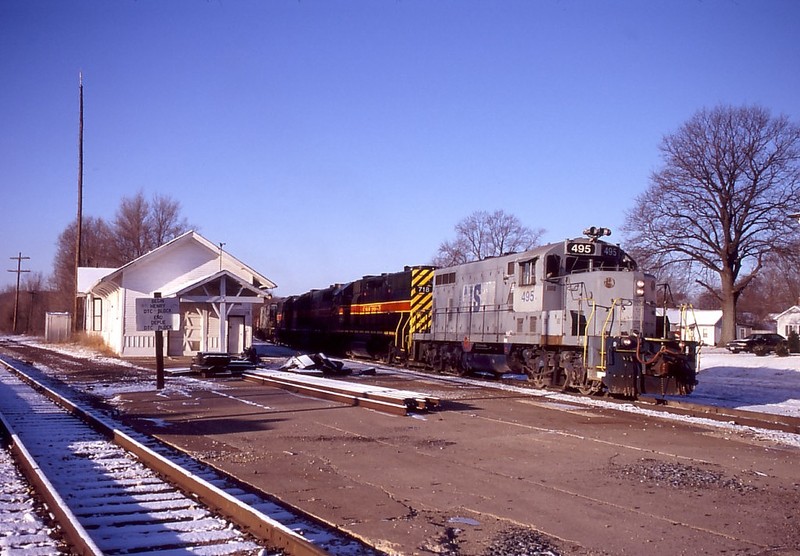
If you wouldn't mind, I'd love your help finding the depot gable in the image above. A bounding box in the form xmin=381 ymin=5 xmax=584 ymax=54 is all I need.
xmin=79 ymin=231 xmax=275 ymax=357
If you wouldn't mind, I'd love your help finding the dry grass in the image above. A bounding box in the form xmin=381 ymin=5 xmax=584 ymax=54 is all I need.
xmin=69 ymin=332 xmax=117 ymax=357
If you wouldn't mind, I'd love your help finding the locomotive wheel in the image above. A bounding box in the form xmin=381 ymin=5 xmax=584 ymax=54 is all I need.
xmin=531 ymin=376 xmax=547 ymax=389
xmin=444 ymin=346 xmax=464 ymax=375
xmin=528 ymin=369 xmax=548 ymax=389
xmin=576 ymin=379 xmax=603 ymax=396
xmin=455 ymin=347 xmax=466 ymax=376
xmin=431 ymin=348 xmax=445 ymax=373
xmin=396 ymin=350 xmax=409 ymax=365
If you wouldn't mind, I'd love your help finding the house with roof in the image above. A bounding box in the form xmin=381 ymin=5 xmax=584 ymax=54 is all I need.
xmin=774 ymin=305 xmax=800 ymax=339
xmin=78 ymin=231 xmax=276 ymax=357
xmin=659 ymin=308 xmax=723 ymax=346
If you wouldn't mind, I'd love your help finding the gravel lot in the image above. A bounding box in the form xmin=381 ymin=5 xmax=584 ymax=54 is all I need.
xmin=2 ymin=339 xmax=799 ymax=556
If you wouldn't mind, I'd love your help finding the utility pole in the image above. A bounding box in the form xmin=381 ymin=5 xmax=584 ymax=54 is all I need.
xmin=74 ymin=72 xmax=84 ymax=333
xmin=8 ymin=252 xmax=30 ymax=334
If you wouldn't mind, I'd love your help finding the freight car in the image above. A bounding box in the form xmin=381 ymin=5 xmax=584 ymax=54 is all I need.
xmin=277 ymin=228 xmax=698 ymax=397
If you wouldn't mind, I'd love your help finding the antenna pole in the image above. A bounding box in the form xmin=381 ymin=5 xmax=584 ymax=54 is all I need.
xmin=73 ymin=72 xmax=84 ymax=333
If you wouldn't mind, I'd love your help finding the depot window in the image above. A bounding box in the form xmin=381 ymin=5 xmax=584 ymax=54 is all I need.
xmin=92 ymin=298 xmax=103 ymax=331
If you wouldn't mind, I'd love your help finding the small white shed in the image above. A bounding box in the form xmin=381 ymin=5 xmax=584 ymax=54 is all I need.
xmin=45 ymin=312 xmax=72 ymax=343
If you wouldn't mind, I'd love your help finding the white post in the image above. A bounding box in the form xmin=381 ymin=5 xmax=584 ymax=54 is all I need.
xmin=219 ymin=275 xmax=227 ymax=353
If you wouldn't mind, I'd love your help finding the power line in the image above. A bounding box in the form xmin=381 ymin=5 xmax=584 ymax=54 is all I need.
xmin=8 ymin=252 xmax=30 ymax=334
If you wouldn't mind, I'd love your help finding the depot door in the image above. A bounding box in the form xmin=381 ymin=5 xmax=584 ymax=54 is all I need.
xmin=180 ymin=306 xmax=204 ymax=355
xmin=228 ymin=316 xmax=245 ymax=354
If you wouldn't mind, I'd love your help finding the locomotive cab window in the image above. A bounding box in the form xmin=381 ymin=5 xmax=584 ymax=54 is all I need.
xmin=566 ymin=255 xmax=590 ymax=274
xmin=519 ymin=258 xmax=537 ymax=286
xmin=545 ymin=255 xmax=560 ymax=278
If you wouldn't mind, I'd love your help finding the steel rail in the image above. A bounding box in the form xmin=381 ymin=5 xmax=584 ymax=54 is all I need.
xmin=379 ymin=359 xmax=800 ymax=434
xmin=634 ymin=396 xmax=800 ymax=434
xmin=0 ymin=357 xmax=336 ymax=556
xmin=0 ymin=411 xmax=103 ymax=556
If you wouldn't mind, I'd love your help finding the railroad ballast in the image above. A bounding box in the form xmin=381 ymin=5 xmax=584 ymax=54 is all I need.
xmin=274 ymin=228 xmax=698 ymax=397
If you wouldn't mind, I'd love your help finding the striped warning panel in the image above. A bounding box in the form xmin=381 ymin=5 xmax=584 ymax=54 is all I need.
xmin=409 ymin=266 xmax=434 ymax=335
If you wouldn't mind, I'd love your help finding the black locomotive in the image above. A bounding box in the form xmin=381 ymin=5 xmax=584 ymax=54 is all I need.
xmin=277 ymin=265 xmax=435 ymax=362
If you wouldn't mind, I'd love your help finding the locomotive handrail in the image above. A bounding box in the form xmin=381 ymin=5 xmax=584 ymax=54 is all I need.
xmin=396 ymin=314 xmax=405 ymax=352
xmin=680 ymin=303 xmax=700 ymax=344
xmin=597 ymin=298 xmax=621 ymax=370
xmin=582 ymin=300 xmax=598 ymax=368
xmin=397 ymin=313 xmax=411 ymax=354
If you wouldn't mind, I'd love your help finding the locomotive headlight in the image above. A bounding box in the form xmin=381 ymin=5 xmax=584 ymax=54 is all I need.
xmin=635 ymin=279 xmax=646 ymax=296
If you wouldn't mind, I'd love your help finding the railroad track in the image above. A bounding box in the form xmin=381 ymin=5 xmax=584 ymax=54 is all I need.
xmin=0 ymin=355 xmax=382 ymax=556
xmin=632 ymin=394 xmax=800 ymax=434
xmin=0 ymin=442 xmax=66 ymax=553
xmin=2 ymin=335 xmax=796 ymax=435
xmin=358 ymin=360 xmax=800 ymax=435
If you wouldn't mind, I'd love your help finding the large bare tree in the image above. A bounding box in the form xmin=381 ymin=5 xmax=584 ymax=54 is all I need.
xmin=52 ymin=192 xmax=192 ymax=303
xmin=150 ymin=193 xmax=190 ymax=247
xmin=433 ymin=210 xmax=545 ymax=267
xmin=53 ymin=216 xmax=117 ymax=307
xmin=624 ymin=105 xmax=800 ymax=344
xmin=111 ymin=191 xmax=192 ymax=262
xmin=112 ymin=191 xmax=151 ymax=262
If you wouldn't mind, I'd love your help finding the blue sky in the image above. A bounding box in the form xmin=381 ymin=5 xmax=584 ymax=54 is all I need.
xmin=1 ymin=0 xmax=798 ymax=296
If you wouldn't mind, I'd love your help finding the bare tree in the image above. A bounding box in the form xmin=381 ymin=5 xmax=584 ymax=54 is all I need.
xmin=112 ymin=191 xmax=152 ymax=262
xmin=433 ymin=210 xmax=545 ymax=267
xmin=150 ymin=193 xmax=190 ymax=247
xmin=51 ymin=192 xmax=192 ymax=308
xmin=111 ymin=191 xmax=193 ymax=262
xmin=737 ymin=251 xmax=800 ymax=323
xmin=53 ymin=216 xmax=117 ymax=308
xmin=624 ymin=105 xmax=800 ymax=344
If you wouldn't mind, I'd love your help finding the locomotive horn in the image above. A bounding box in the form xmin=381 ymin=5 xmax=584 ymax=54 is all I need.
xmin=583 ymin=227 xmax=612 ymax=240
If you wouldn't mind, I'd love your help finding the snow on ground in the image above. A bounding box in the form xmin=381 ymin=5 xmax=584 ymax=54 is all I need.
xmin=687 ymin=347 xmax=800 ymax=417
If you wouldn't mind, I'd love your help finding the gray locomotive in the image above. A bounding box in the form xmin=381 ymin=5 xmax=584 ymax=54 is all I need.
xmin=411 ymin=227 xmax=697 ymax=397
xmin=275 ymin=227 xmax=697 ymax=397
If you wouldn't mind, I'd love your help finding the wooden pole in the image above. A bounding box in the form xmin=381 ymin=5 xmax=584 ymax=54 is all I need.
xmin=73 ymin=72 xmax=84 ymax=333
xmin=8 ymin=252 xmax=30 ymax=334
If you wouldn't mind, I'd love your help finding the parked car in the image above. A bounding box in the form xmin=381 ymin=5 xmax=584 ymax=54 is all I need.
xmin=725 ymin=333 xmax=786 ymax=354
xmin=242 ymin=342 xmax=298 ymax=364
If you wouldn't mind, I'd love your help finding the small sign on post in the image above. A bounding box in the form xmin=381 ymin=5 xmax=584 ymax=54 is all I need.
xmin=135 ymin=294 xmax=179 ymax=389
xmin=135 ymin=296 xmax=180 ymax=332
